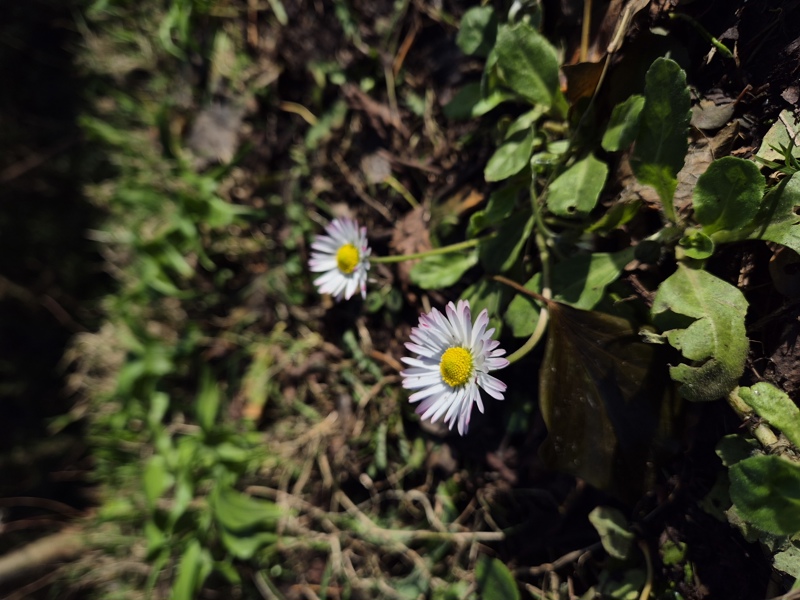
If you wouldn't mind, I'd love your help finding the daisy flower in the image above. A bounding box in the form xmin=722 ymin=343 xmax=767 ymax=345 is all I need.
xmin=309 ymin=217 xmax=371 ymax=301
xmin=401 ymin=300 xmax=509 ymax=435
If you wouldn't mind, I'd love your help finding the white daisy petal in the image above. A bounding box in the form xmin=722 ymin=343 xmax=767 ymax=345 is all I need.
xmin=400 ymin=299 xmax=508 ymax=436
xmin=308 ymin=217 xmax=371 ymax=301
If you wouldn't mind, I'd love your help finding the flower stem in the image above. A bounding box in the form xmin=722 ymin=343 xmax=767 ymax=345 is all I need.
xmin=370 ymin=235 xmax=491 ymax=264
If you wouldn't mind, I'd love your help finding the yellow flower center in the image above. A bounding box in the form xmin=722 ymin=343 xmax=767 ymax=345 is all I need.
xmin=439 ymin=347 xmax=473 ymax=388
xmin=336 ymin=243 xmax=360 ymax=274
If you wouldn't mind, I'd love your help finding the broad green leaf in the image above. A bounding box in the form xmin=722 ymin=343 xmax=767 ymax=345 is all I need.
xmin=409 ymin=250 xmax=478 ymax=289
xmin=678 ymin=230 xmax=715 ymax=260
xmin=539 ymin=302 xmax=677 ymax=501
xmin=478 ymin=213 xmax=534 ymax=273
xmin=443 ymin=83 xmax=515 ymax=120
xmin=602 ymin=95 xmax=645 ymax=152
xmin=738 ymin=382 xmax=800 ymax=448
xmin=211 ymin=486 xmax=284 ymax=533
xmin=456 ymin=6 xmax=497 ymax=57
xmin=494 ymin=23 xmax=561 ymax=109
xmin=651 ymin=265 xmax=748 ymax=402
xmin=588 ymin=506 xmax=635 ymax=560
xmin=468 ymin=184 xmax=520 ymax=237
xmin=745 ymin=171 xmax=800 ymax=254
xmin=773 ymin=543 xmax=800 ymax=581
xmin=475 ymin=556 xmax=520 ymax=600
xmin=756 ymin=110 xmax=800 ymax=162
xmin=505 ymin=272 xmax=542 ymax=338
xmin=631 ymin=58 xmax=691 ymax=222
xmin=729 ymin=455 xmax=800 ymax=535
xmin=715 ymin=433 xmax=758 ymax=467
xmin=551 ymin=248 xmax=635 ymax=309
xmin=173 ymin=541 xmax=213 ymax=600
xmin=547 ymin=154 xmax=608 ymax=217
xmin=694 ymin=157 xmax=764 ymax=234
xmin=484 ymin=128 xmax=537 ymax=182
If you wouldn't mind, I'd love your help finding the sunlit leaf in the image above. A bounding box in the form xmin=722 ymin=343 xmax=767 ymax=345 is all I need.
xmin=729 ymin=455 xmax=800 ymax=535
xmin=694 ymin=157 xmax=764 ymax=234
xmin=602 ymin=95 xmax=644 ymax=152
xmin=493 ymin=22 xmax=561 ymax=109
xmin=738 ymin=383 xmax=800 ymax=448
xmin=539 ymin=301 xmax=677 ymax=501
xmin=505 ymin=272 xmax=542 ymax=338
xmin=651 ymin=265 xmax=748 ymax=402
xmin=547 ymin=154 xmax=608 ymax=217
xmin=409 ymin=250 xmax=479 ymax=289
xmin=678 ymin=230 xmax=715 ymax=260
xmin=631 ymin=58 xmax=691 ymax=222
xmin=745 ymin=171 xmax=800 ymax=254
xmin=484 ymin=128 xmax=537 ymax=182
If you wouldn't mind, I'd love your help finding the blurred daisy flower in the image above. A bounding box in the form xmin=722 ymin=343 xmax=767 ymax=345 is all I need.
xmin=309 ymin=217 xmax=371 ymax=301
xmin=401 ymin=300 xmax=509 ymax=435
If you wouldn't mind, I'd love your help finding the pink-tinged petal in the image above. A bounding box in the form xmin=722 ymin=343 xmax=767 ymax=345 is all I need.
xmin=477 ymin=372 xmax=506 ymax=400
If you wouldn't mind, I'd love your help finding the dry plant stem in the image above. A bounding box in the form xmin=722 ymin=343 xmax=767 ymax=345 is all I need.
xmin=0 ymin=530 xmax=85 ymax=585
xmin=726 ymin=388 xmax=780 ymax=449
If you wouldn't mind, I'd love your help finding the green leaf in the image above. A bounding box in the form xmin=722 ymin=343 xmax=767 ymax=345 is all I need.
xmin=409 ymin=250 xmax=478 ymax=289
xmin=196 ymin=369 xmax=221 ymax=433
xmin=547 ymin=154 xmax=609 ymax=217
xmin=484 ymin=128 xmax=537 ymax=182
xmin=631 ymin=58 xmax=691 ymax=222
xmin=551 ymin=248 xmax=635 ymax=309
xmin=143 ymin=455 xmax=173 ymax=507
xmin=219 ymin=528 xmax=279 ymax=560
xmin=505 ymin=272 xmax=542 ymax=338
xmin=694 ymin=157 xmax=764 ymax=234
xmin=715 ymin=433 xmax=758 ymax=467
xmin=745 ymin=171 xmax=800 ymax=253
xmin=456 ymin=6 xmax=497 ymax=57
xmin=587 ymin=199 xmax=642 ymax=234
xmin=211 ymin=486 xmax=284 ymax=533
xmin=678 ymin=230 xmax=715 ymax=260
xmin=443 ymin=83 xmax=515 ymax=120
xmin=539 ymin=303 xmax=677 ymax=501
xmin=756 ymin=110 xmax=800 ymax=162
xmin=773 ymin=543 xmax=800 ymax=581
xmin=172 ymin=541 xmax=213 ymax=600
xmin=475 ymin=556 xmax=520 ymax=600
xmin=494 ymin=23 xmax=561 ymax=108
xmin=602 ymin=95 xmax=645 ymax=152
xmin=651 ymin=265 xmax=748 ymax=402
xmin=468 ymin=184 xmax=520 ymax=238
xmin=738 ymin=383 xmax=800 ymax=448
xmin=729 ymin=455 xmax=800 ymax=535
xmin=460 ymin=279 xmax=508 ymax=337
xmin=588 ymin=506 xmax=635 ymax=560
xmin=478 ymin=213 xmax=534 ymax=273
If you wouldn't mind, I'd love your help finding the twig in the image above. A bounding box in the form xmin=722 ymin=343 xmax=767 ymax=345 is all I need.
xmin=0 ymin=530 xmax=85 ymax=585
